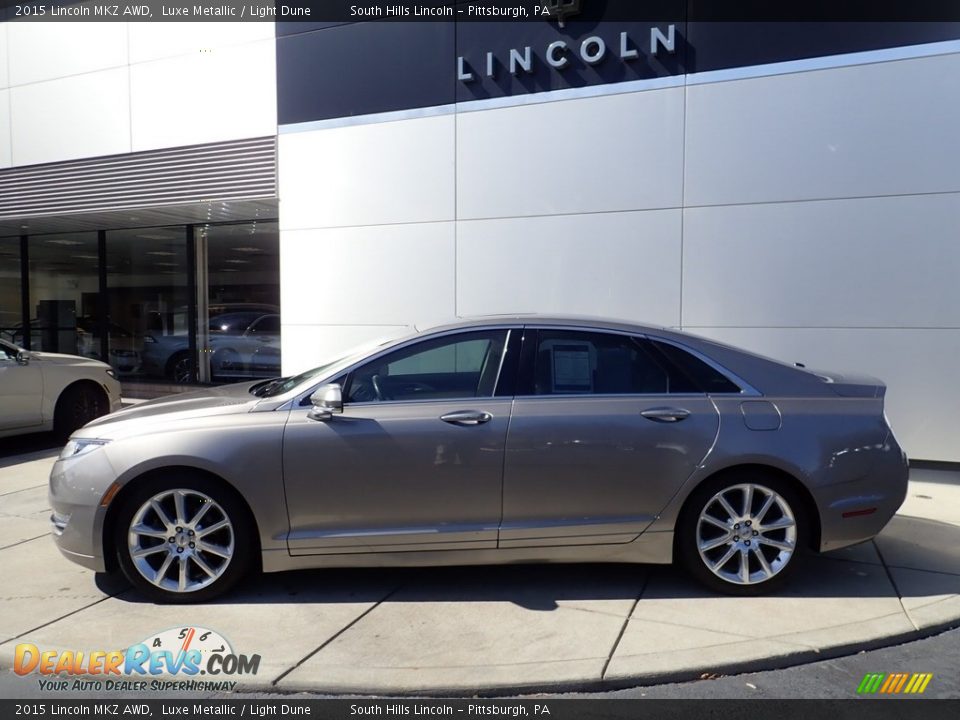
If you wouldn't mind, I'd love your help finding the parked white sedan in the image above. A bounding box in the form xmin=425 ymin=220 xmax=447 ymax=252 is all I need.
xmin=0 ymin=339 xmax=121 ymax=440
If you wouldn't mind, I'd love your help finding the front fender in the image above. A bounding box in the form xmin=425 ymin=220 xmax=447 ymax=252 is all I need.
xmin=102 ymin=412 xmax=290 ymax=554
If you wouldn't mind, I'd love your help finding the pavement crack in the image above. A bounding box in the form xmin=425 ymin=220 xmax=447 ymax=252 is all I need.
xmin=0 ymin=590 xmax=131 ymax=648
xmin=873 ymin=539 xmax=920 ymax=632
xmin=0 ymin=534 xmax=48 ymax=551
xmin=270 ymin=583 xmax=403 ymax=687
xmin=601 ymin=571 xmax=649 ymax=680
xmin=0 ymin=484 xmax=46 ymax=498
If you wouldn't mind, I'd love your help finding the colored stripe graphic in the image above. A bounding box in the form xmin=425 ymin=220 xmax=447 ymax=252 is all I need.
xmin=913 ymin=674 xmax=933 ymax=694
xmin=857 ymin=672 xmax=932 ymax=694
xmin=857 ymin=673 xmax=885 ymax=694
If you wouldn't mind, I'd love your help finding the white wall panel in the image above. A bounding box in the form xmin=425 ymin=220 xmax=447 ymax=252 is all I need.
xmin=0 ymin=22 xmax=9 ymax=89
xmin=7 ymin=22 xmax=127 ymax=86
xmin=457 ymin=210 xmax=682 ymax=326
xmin=130 ymin=39 xmax=276 ymax=152
xmin=685 ymin=53 xmax=960 ymax=206
xmin=278 ymin=116 xmax=455 ymax=230
xmin=10 ymin=68 xmax=131 ymax=166
xmin=128 ymin=22 xmax=275 ymax=64
xmin=281 ymin=324 xmax=412 ymax=377
xmin=682 ymin=193 xmax=960 ymax=328
xmin=457 ymin=88 xmax=684 ymax=220
xmin=0 ymin=90 xmax=10 ymax=169
xmin=684 ymin=327 xmax=960 ymax=462
xmin=281 ymin=223 xmax=456 ymax=326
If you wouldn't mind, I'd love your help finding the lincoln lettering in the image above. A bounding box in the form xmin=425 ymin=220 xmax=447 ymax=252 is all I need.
xmin=457 ymin=24 xmax=676 ymax=82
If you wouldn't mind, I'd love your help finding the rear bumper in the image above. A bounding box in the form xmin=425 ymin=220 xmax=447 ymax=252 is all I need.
xmin=815 ymin=434 xmax=909 ymax=552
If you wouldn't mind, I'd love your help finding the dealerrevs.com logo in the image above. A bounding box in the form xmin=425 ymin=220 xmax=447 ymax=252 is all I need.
xmin=14 ymin=626 xmax=260 ymax=692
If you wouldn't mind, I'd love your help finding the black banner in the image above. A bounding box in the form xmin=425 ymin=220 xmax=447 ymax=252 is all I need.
xmin=2 ymin=699 xmax=960 ymax=720
xmin=3 ymin=0 xmax=960 ymax=23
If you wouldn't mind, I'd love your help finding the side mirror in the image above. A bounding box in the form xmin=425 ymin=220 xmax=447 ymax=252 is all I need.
xmin=16 ymin=351 xmax=30 ymax=366
xmin=307 ymin=383 xmax=343 ymax=421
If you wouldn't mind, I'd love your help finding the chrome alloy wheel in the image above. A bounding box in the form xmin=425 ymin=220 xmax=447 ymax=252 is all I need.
xmin=127 ymin=489 xmax=235 ymax=593
xmin=696 ymin=483 xmax=797 ymax=586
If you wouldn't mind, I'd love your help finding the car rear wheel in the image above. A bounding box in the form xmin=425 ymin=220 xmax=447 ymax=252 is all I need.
xmin=678 ymin=474 xmax=807 ymax=595
xmin=165 ymin=351 xmax=193 ymax=384
xmin=54 ymin=382 xmax=107 ymax=439
xmin=114 ymin=475 xmax=253 ymax=603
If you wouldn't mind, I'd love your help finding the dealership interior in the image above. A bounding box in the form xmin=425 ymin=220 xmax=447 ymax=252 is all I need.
xmin=0 ymin=218 xmax=280 ymax=396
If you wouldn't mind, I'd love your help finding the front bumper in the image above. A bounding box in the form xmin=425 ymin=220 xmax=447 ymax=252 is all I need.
xmin=48 ymin=447 xmax=117 ymax=573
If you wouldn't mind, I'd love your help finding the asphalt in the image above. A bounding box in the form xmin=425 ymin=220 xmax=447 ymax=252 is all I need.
xmin=0 ymin=432 xmax=958 ymax=696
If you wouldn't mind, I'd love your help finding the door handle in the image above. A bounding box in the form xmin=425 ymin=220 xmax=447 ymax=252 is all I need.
xmin=641 ymin=407 xmax=690 ymax=423
xmin=440 ymin=410 xmax=493 ymax=426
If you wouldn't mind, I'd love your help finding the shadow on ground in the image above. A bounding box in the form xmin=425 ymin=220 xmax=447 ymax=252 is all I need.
xmin=0 ymin=431 xmax=62 ymax=464
xmin=100 ymin=514 xmax=960 ymax=609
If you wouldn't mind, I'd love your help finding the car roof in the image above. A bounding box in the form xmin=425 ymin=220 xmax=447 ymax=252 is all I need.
xmin=417 ymin=314 xmax=672 ymax=336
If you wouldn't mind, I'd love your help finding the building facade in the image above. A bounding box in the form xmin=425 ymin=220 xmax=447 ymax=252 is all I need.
xmin=1 ymin=12 xmax=959 ymax=461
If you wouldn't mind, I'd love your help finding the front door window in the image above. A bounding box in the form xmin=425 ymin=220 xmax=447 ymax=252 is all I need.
xmin=344 ymin=330 xmax=508 ymax=403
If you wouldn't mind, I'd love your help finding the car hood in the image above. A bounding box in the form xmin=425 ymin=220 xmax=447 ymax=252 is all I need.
xmin=80 ymin=381 xmax=263 ymax=436
xmin=31 ymin=351 xmax=111 ymax=370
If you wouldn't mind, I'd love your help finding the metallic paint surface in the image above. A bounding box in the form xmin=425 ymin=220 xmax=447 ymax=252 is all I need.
xmin=48 ymin=316 xmax=908 ymax=578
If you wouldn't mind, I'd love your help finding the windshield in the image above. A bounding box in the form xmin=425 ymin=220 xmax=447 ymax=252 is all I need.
xmin=251 ymin=332 xmax=411 ymax=398
xmin=0 ymin=339 xmax=23 ymax=359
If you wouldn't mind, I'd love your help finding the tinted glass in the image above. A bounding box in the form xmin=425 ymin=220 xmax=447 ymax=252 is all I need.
xmin=106 ymin=227 xmax=189 ymax=382
xmin=210 ymin=312 xmax=262 ymax=334
xmin=0 ymin=340 xmax=17 ymax=360
xmin=249 ymin=315 xmax=280 ymax=334
xmin=203 ymin=222 xmax=281 ymax=383
xmin=0 ymin=237 xmax=20 ymax=343
xmin=28 ymin=232 xmax=101 ymax=359
xmin=650 ymin=340 xmax=742 ymax=394
xmin=532 ymin=330 xmax=669 ymax=395
xmin=345 ymin=330 xmax=508 ymax=403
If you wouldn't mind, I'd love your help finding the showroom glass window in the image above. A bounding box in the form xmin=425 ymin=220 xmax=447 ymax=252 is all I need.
xmin=200 ymin=222 xmax=281 ymax=383
xmin=344 ymin=330 xmax=509 ymax=403
xmin=0 ymin=237 xmax=20 ymax=344
xmin=27 ymin=233 xmax=101 ymax=359
xmin=105 ymin=227 xmax=190 ymax=383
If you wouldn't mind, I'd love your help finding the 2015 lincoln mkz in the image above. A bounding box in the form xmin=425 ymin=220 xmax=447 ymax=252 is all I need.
xmin=49 ymin=316 xmax=908 ymax=602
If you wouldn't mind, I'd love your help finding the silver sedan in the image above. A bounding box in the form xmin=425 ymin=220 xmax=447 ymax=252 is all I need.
xmin=49 ymin=316 xmax=908 ymax=602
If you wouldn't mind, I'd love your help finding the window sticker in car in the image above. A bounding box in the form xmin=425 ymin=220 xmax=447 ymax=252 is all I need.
xmin=552 ymin=343 xmax=593 ymax=393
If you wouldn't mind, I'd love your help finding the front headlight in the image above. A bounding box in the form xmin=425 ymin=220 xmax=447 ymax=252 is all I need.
xmin=105 ymin=369 xmax=117 ymax=379
xmin=59 ymin=438 xmax=111 ymax=460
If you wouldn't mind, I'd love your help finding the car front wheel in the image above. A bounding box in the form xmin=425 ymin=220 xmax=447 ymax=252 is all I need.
xmin=114 ymin=475 xmax=252 ymax=603
xmin=678 ymin=474 xmax=807 ymax=595
xmin=54 ymin=383 xmax=107 ymax=439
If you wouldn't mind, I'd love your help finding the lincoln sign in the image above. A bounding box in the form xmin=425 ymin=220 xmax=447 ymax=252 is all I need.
xmin=457 ymin=23 xmax=678 ymax=82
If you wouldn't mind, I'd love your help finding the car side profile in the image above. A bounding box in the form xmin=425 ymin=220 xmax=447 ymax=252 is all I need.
xmin=48 ymin=317 xmax=908 ymax=603
xmin=0 ymin=338 xmax=121 ymax=440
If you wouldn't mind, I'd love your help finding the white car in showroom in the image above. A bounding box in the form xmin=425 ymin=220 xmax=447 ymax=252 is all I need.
xmin=0 ymin=338 xmax=121 ymax=440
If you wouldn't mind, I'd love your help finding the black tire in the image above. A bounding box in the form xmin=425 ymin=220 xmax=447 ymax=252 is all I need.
xmin=113 ymin=473 xmax=254 ymax=603
xmin=165 ymin=351 xmax=193 ymax=384
xmin=677 ymin=472 xmax=809 ymax=596
xmin=54 ymin=382 xmax=108 ymax=439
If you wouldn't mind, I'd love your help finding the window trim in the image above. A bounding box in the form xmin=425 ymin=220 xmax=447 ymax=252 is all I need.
xmin=282 ymin=322 xmax=760 ymax=410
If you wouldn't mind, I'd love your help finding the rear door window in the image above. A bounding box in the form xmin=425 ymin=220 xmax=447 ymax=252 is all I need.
xmin=530 ymin=330 xmax=670 ymax=395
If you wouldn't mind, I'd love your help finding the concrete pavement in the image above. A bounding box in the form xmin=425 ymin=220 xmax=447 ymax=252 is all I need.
xmin=0 ymin=442 xmax=958 ymax=695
